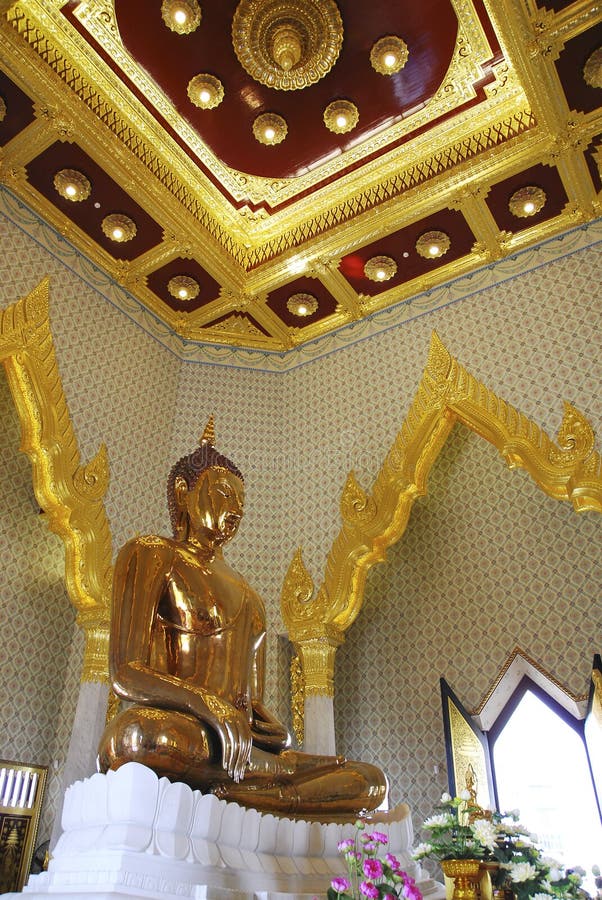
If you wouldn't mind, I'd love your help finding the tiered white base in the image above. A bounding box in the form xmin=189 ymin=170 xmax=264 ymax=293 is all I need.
xmin=12 ymin=762 xmax=443 ymax=900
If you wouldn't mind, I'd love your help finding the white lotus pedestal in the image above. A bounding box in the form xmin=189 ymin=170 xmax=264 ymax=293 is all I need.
xmin=14 ymin=762 xmax=443 ymax=900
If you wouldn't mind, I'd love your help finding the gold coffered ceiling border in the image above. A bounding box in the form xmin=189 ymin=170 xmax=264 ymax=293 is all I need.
xmin=0 ymin=0 xmax=600 ymax=352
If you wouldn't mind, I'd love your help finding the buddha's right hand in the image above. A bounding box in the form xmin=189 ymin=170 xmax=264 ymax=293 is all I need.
xmin=204 ymin=695 xmax=252 ymax=783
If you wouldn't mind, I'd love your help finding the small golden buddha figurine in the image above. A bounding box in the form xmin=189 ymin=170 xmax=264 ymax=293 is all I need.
xmin=98 ymin=420 xmax=387 ymax=820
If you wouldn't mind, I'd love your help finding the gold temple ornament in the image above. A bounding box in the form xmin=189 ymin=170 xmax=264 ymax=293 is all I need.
xmin=252 ymin=112 xmax=287 ymax=145
xmin=416 ymin=230 xmax=451 ymax=259
xmin=583 ymin=47 xmax=602 ymax=89
xmin=370 ymin=35 xmax=409 ymax=76
xmin=286 ymin=293 xmax=318 ymax=317
xmin=167 ymin=275 xmax=200 ymax=301
xmin=53 ymin=168 xmax=91 ymax=202
xmin=323 ymin=99 xmax=359 ymax=134
xmin=508 ymin=185 xmax=546 ymax=218
xmin=101 ymin=214 xmax=137 ymax=243
xmin=187 ymin=74 xmax=224 ymax=110
xmin=231 ymin=0 xmax=343 ymax=91
xmin=364 ymin=255 xmax=397 ymax=282
xmin=160 ymin=0 xmax=201 ymax=35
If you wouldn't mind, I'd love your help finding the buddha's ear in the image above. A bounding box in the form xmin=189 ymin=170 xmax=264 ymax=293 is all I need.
xmin=174 ymin=475 xmax=189 ymax=509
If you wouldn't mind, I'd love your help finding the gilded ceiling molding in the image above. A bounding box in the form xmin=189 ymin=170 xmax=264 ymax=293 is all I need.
xmin=0 ymin=277 xmax=113 ymax=682
xmin=282 ymin=332 xmax=602 ymax=702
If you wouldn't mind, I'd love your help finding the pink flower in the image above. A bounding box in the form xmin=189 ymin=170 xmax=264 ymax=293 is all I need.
xmin=331 ymin=876 xmax=351 ymax=894
xmin=363 ymin=858 xmax=384 ymax=880
xmin=360 ymin=882 xmax=380 ymax=899
xmin=371 ymin=831 xmax=389 ymax=845
xmin=337 ymin=839 xmax=355 ymax=853
xmin=386 ymin=852 xmax=402 ymax=871
xmin=402 ymin=880 xmax=423 ymax=900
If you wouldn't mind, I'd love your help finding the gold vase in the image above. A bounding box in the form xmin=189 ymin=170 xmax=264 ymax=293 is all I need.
xmin=479 ymin=860 xmax=500 ymax=900
xmin=441 ymin=859 xmax=483 ymax=900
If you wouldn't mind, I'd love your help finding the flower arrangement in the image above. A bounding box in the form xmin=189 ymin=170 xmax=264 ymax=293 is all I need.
xmin=414 ymin=794 xmax=592 ymax=900
xmin=413 ymin=792 xmax=498 ymax=862
xmin=328 ymin=820 xmax=423 ymax=900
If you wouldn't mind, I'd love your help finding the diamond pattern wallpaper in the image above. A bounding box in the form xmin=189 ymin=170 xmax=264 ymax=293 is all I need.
xmin=0 ymin=189 xmax=600 ymax=855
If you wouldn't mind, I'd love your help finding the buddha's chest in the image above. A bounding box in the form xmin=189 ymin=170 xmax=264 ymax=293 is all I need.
xmin=157 ymin=560 xmax=261 ymax=641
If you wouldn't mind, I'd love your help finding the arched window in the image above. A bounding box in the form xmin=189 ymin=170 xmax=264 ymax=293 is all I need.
xmin=441 ymin=651 xmax=601 ymax=895
xmin=489 ymin=677 xmax=601 ymax=875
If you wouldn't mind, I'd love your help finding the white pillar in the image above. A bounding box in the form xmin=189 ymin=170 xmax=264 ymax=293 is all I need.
xmin=303 ymin=693 xmax=336 ymax=756
xmin=49 ymin=680 xmax=109 ymax=849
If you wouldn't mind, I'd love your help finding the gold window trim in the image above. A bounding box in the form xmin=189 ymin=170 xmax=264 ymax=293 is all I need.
xmin=0 ymin=277 xmax=113 ymax=682
xmin=281 ymin=331 xmax=602 ymax=725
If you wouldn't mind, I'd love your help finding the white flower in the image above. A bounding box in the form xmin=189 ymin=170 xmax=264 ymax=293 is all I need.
xmin=460 ymin=790 xmax=471 ymax=801
xmin=413 ymin=842 xmax=433 ymax=859
xmin=548 ymin=868 xmax=563 ymax=882
xmin=423 ymin=813 xmax=454 ymax=829
xmin=441 ymin=792 xmax=451 ymax=803
xmin=532 ymin=893 xmax=553 ymax=900
xmin=471 ymin=818 xmax=498 ymax=851
xmin=508 ymin=862 xmax=538 ymax=883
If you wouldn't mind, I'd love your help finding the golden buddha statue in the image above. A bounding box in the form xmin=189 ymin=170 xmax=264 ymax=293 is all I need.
xmin=98 ymin=420 xmax=387 ymax=820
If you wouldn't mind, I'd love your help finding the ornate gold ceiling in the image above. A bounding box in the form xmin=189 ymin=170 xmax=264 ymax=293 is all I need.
xmin=0 ymin=0 xmax=600 ymax=351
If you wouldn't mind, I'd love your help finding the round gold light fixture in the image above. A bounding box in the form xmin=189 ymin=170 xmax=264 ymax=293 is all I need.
xmin=161 ymin=0 xmax=201 ymax=34
xmin=168 ymin=275 xmax=200 ymax=301
xmin=416 ymin=230 xmax=450 ymax=259
xmin=583 ymin=46 xmax=602 ymax=89
xmin=101 ymin=213 xmax=137 ymax=243
xmin=508 ymin=185 xmax=546 ymax=218
xmin=253 ymin=112 xmax=287 ymax=145
xmin=232 ymin=0 xmax=343 ymax=91
xmin=324 ymin=99 xmax=359 ymax=134
xmin=53 ymin=168 xmax=91 ymax=202
xmin=187 ymin=73 xmax=224 ymax=109
xmin=0 ymin=96 xmax=6 ymax=123
xmin=364 ymin=255 xmax=397 ymax=282
xmin=370 ymin=35 xmax=409 ymax=76
xmin=287 ymin=292 xmax=318 ymax=317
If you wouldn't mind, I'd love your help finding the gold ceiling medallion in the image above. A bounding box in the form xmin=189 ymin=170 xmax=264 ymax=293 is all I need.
xmin=583 ymin=47 xmax=602 ymax=89
xmin=287 ymin=292 xmax=318 ymax=316
xmin=416 ymin=230 xmax=451 ymax=259
xmin=167 ymin=275 xmax=200 ymax=301
xmin=101 ymin=213 xmax=137 ymax=242
xmin=0 ymin=95 xmax=6 ymax=122
xmin=252 ymin=112 xmax=287 ymax=145
xmin=370 ymin=35 xmax=409 ymax=76
xmin=187 ymin=73 xmax=224 ymax=110
xmin=364 ymin=255 xmax=397 ymax=282
xmin=508 ymin=185 xmax=546 ymax=218
xmin=231 ymin=0 xmax=344 ymax=91
xmin=161 ymin=0 xmax=201 ymax=35
xmin=323 ymin=99 xmax=359 ymax=134
xmin=53 ymin=168 xmax=91 ymax=202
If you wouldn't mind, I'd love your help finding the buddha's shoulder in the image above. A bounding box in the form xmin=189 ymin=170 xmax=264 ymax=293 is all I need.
xmin=118 ymin=534 xmax=179 ymax=558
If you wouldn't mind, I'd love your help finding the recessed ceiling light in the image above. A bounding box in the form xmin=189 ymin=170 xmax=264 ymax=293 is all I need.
xmin=416 ymin=230 xmax=450 ymax=259
xmin=364 ymin=255 xmax=397 ymax=282
xmin=53 ymin=168 xmax=91 ymax=202
xmin=370 ymin=36 xmax=409 ymax=76
xmin=324 ymin=100 xmax=359 ymax=134
xmin=187 ymin=74 xmax=224 ymax=110
xmin=168 ymin=275 xmax=200 ymax=301
xmin=101 ymin=213 xmax=137 ymax=243
xmin=508 ymin=186 xmax=546 ymax=219
xmin=253 ymin=113 xmax=287 ymax=145
xmin=161 ymin=0 xmax=201 ymax=34
xmin=287 ymin=292 xmax=318 ymax=317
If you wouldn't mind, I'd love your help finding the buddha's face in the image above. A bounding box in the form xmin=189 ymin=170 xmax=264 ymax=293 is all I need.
xmin=176 ymin=466 xmax=244 ymax=548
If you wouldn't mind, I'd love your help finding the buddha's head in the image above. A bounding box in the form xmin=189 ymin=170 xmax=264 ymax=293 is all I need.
xmin=167 ymin=418 xmax=245 ymax=548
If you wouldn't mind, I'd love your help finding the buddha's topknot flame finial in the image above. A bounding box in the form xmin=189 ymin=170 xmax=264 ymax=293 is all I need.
xmin=200 ymin=415 xmax=216 ymax=447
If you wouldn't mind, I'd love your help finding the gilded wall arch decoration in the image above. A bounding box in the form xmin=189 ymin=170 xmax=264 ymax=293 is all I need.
xmin=281 ymin=332 xmax=602 ymax=719
xmin=0 ymin=277 xmax=113 ymax=681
